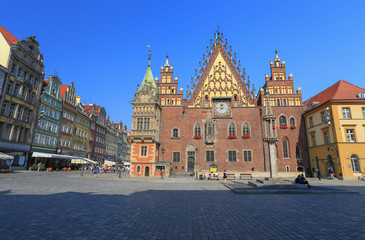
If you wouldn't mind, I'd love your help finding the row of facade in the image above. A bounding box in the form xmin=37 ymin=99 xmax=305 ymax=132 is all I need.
xmin=0 ymin=25 xmax=130 ymax=169
xmin=129 ymin=29 xmax=365 ymax=180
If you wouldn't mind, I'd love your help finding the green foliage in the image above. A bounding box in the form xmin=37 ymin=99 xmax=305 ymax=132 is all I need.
xmin=31 ymin=164 xmax=38 ymax=170
xmin=39 ymin=164 xmax=46 ymax=171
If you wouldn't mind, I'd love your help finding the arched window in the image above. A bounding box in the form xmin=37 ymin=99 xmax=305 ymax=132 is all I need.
xmin=194 ymin=123 xmax=201 ymax=136
xmin=243 ymin=122 xmax=250 ymax=136
xmin=206 ymin=121 xmax=214 ymax=136
xmin=295 ymin=145 xmax=301 ymax=160
xmin=351 ymin=155 xmax=360 ymax=172
xmin=234 ymin=94 xmax=237 ymax=101
xmin=283 ymin=139 xmax=289 ymax=158
xmin=229 ymin=122 xmax=236 ymax=136
xmin=172 ymin=128 xmax=179 ymax=138
xmin=286 ymin=165 xmax=290 ymax=172
xmin=279 ymin=116 xmax=287 ymax=126
xmin=277 ymin=99 xmax=281 ymax=106
xmin=137 ymin=166 xmax=141 ymax=173
xmin=283 ymin=99 xmax=287 ymax=106
xmin=290 ymin=117 xmax=295 ymax=127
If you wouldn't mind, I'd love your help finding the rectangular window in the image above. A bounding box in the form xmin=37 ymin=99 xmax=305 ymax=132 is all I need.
xmin=228 ymin=150 xmax=237 ymax=162
xmin=243 ymin=150 xmax=252 ymax=162
xmin=363 ymin=108 xmax=365 ymax=119
xmin=8 ymin=104 xmax=16 ymax=118
xmin=324 ymin=132 xmax=330 ymax=144
xmin=321 ymin=111 xmax=326 ymax=124
xmin=16 ymin=107 xmax=23 ymax=120
xmin=1 ymin=102 xmax=8 ymax=116
xmin=41 ymin=135 xmax=46 ymax=144
xmin=13 ymin=85 xmax=20 ymax=98
xmin=6 ymin=83 xmax=12 ymax=95
xmin=144 ymin=118 xmax=150 ymax=130
xmin=342 ymin=108 xmax=351 ymax=119
xmin=311 ymin=135 xmax=316 ymax=146
xmin=35 ymin=134 xmax=40 ymax=144
xmin=173 ymin=152 xmax=180 ymax=162
xmin=346 ymin=129 xmax=355 ymax=142
xmin=141 ymin=146 xmax=147 ymax=156
xmin=137 ymin=118 xmax=143 ymax=130
xmin=206 ymin=150 xmax=214 ymax=162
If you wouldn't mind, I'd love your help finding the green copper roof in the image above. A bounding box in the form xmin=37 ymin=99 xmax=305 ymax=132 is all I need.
xmin=139 ymin=50 xmax=157 ymax=95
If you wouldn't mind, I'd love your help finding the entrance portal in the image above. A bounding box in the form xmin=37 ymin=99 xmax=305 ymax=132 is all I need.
xmin=187 ymin=157 xmax=195 ymax=172
xmin=145 ymin=166 xmax=150 ymax=176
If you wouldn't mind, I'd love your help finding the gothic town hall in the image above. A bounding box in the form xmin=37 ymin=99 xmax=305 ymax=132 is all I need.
xmin=129 ymin=30 xmax=308 ymax=177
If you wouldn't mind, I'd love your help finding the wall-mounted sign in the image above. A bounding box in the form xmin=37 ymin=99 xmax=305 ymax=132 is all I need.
xmin=357 ymin=93 xmax=365 ymax=99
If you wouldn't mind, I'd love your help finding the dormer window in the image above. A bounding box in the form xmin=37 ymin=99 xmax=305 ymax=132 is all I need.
xmin=29 ymin=46 xmax=33 ymax=53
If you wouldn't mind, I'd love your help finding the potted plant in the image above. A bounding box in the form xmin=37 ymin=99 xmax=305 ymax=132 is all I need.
xmin=194 ymin=135 xmax=201 ymax=139
xmin=290 ymin=125 xmax=296 ymax=129
xmin=280 ymin=125 xmax=288 ymax=129
xmin=242 ymin=135 xmax=250 ymax=139
xmin=228 ymin=135 xmax=237 ymax=139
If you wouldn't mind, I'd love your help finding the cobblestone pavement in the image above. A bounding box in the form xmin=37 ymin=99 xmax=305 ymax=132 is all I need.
xmin=0 ymin=171 xmax=364 ymax=240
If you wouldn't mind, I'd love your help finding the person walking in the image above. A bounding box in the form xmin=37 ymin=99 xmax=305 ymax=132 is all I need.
xmin=223 ymin=170 xmax=227 ymax=183
xmin=37 ymin=162 xmax=41 ymax=172
xmin=317 ymin=169 xmax=321 ymax=180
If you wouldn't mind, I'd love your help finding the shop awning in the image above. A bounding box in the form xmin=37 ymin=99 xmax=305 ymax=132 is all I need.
xmin=0 ymin=152 xmax=14 ymax=161
xmin=71 ymin=158 xmax=97 ymax=164
xmin=32 ymin=152 xmax=97 ymax=165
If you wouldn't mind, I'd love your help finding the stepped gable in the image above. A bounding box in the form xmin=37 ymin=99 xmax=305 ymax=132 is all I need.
xmin=188 ymin=38 xmax=255 ymax=107
xmin=305 ymin=80 xmax=365 ymax=110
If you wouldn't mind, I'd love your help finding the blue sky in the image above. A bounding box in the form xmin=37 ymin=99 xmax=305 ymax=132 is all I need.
xmin=2 ymin=1 xmax=365 ymax=128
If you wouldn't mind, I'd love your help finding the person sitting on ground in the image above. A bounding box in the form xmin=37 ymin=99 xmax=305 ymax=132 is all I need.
xmin=295 ymin=175 xmax=301 ymax=183
xmin=298 ymin=174 xmax=311 ymax=188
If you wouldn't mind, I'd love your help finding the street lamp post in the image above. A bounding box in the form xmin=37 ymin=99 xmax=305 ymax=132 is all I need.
xmin=161 ymin=147 xmax=165 ymax=180
xmin=195 ymin=148 xmax=198 ymax=180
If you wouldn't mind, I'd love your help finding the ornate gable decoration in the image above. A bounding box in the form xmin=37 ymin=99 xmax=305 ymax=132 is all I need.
xmin=134 ymin=84 xmax=160 ymax=104
xmin=189 ymin=44 xmax=255 ymax=108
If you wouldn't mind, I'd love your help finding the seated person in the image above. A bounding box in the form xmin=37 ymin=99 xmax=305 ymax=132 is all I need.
xmin=298 ymin=174 xmax=311 ymax=188
xmin=295 ymin=175 xmax=301 ymax=183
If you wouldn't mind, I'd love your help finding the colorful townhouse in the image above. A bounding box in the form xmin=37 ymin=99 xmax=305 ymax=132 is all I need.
xmin=31 ymin=75 xmax=63 ymax=162
xmin=0 ymin=25 xmax=44 ymax=169
xmin=303 ymin=80 xmax=365 ymax=180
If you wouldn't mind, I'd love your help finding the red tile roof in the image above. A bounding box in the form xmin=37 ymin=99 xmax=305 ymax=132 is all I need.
xmin=60 ymin=85 xmax=69 ymax=99
xmin=0 ymin=25 xmax=18 ymax=46
xmin=305 ymin=80 xmax=365 ymax=111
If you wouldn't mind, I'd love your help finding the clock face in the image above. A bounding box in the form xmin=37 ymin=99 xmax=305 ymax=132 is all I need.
xmin=216 ymin=102 xmax=228 ymax=114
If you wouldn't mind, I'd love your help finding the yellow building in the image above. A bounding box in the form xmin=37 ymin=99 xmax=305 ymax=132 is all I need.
xmin=304 ymin=80 xmax=365 ymax=180
xmin=72 ymin=96 xmax=90 ymax=158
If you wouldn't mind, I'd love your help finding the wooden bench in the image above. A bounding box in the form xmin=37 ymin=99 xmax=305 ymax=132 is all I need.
xmin=226 ymin=173 xmax=236 ymax=180
xmin=239 ymin=173 xmax=252 ymax=180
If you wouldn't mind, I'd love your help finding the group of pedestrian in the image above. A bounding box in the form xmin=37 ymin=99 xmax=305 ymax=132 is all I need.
xmin=89 ymin=165 xmax=129 ymax=176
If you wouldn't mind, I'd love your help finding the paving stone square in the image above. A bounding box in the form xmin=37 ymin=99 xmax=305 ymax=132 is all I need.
xmin=0 ymin=171 xmax=364 ymax=240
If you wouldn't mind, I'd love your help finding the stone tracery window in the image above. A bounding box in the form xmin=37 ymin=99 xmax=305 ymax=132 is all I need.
xmin=194 ymin=123 xmax=201 ymax=136
xmin=228 ymin=122 xmax=236 ymax=136
xmin=242 ymin=122 xmax=250 ymax=136
xmin=279 ymin=115 xmax=287 ymax=127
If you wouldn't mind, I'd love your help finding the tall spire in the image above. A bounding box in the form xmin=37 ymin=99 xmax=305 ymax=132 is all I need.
xmin=139 ymin=48 xmax=157 ymax=96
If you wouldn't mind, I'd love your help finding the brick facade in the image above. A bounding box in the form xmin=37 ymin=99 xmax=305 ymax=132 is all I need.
xmin=131 ymin=31 xmax=309 ymax=177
